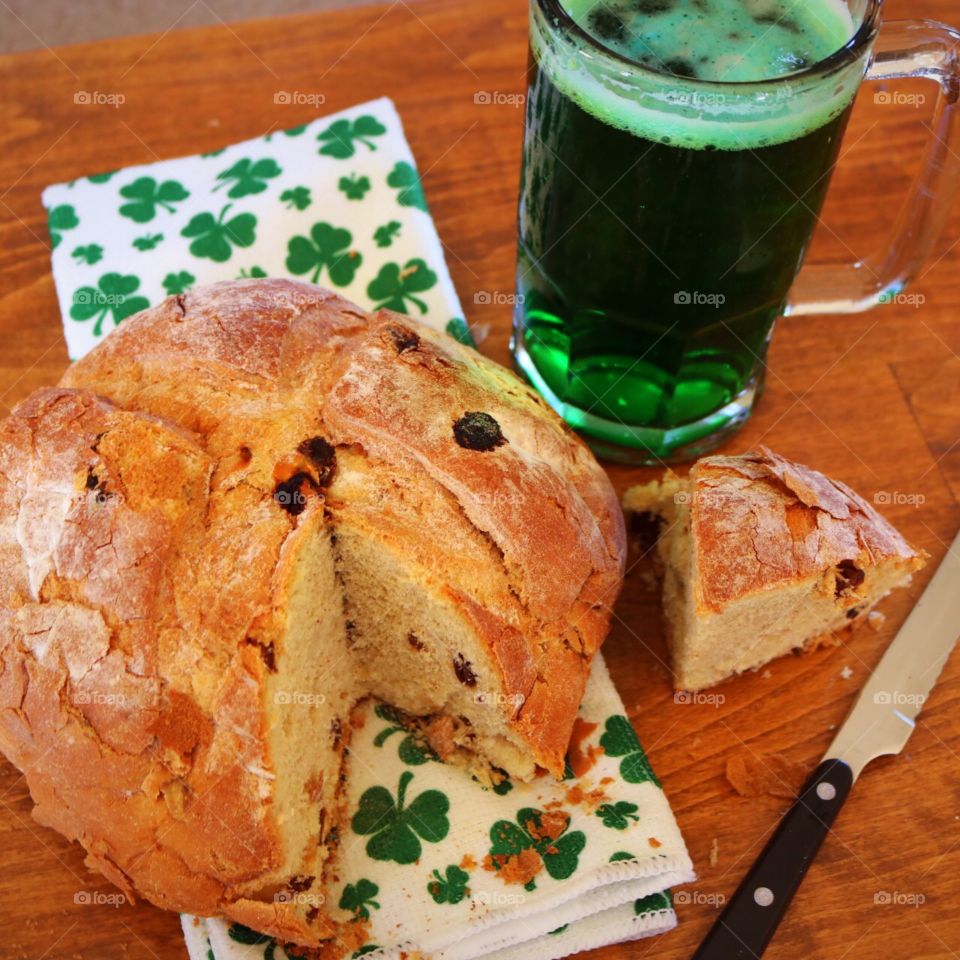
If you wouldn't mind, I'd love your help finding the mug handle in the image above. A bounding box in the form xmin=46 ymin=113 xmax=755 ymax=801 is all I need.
xmin=785 ymin=19 xmax=960 ymax=316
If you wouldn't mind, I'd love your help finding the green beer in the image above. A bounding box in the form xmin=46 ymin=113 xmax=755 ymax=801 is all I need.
xmin=514 ymin=0 xmax=862 ymax=461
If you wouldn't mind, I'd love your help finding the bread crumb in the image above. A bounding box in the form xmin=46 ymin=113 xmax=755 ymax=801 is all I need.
xmin=527 ymin=810 xmax=569 ymax=842
xmin=868 ymin=610 xmax=885 ymax=631
xmin=762 ymin=669 xmax=772 ymax=680
xmin=587 ymin=787 xmax=610 ymax=809
xmin=567 ymin=718 xmax=600 ymax=777
xmin=648 ymin=837 xmax=662 ymax=849
xmin=840 ymin=665 xmax=854 ymax=680
xmin=725 ymin=753 xmax=806 ymax=799
xmin=460 ymin=853 xmax=476 ymax=870
xmin=565 ymin=785 xmax=583 ymax=805
xmin=426 ymin=715 xmax=457 ymax=761
xmin=708 ymin=837 xmax=719 ymax=867
xmin=482 ymin=847 xmax=542 ymax=886
xmin=471 ymin=322 xmax=491 ymax=344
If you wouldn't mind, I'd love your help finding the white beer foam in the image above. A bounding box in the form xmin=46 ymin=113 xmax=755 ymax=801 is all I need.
xmin=532 ymin=0 xmax=863 ymax=151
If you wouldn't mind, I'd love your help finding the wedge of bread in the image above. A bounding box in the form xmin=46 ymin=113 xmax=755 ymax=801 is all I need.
xmin=624 ymin=448 xmax=926 ymax=691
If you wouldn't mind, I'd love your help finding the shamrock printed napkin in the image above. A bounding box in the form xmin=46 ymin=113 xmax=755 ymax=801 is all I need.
xmin=41 ymin=95 xmax=693 ymax=960
xmin=42 ymin=97 xmax=470 ymax=360
xmin=180 ymin=659 xmax=693 ymax=960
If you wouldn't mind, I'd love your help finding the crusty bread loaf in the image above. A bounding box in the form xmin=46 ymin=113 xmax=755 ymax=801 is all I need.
xmin=0 ymin=280 xmax=625 ymax=946
xmin=624 ymin=448 xmax=925 ymax=691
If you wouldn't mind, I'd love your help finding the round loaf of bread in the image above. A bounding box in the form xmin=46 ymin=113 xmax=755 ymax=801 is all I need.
xmin=0 ymin=280 xmax=625 ymax=945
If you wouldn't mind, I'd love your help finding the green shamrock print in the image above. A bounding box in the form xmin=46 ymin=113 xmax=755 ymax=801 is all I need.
xmin=367 ymin=259 xmax=437 ymax=315
xmin=387 ymin=161 xmax=428 ymax=212
xmin=119 ymin=176 xmax=189 ymax=223
xmin=635 ymin=890 xmax=673 ymax=914
xmin=238 ymin=266 xmax=268 ymax=279
xmin=488 ymin=808 xmax=586 ymax=890
xmin=202 ymin=147 xmax=226 ymax=158
xmin=162 ymin=271 xmax=196 ymax=295
xmin=317 ymin=115 xmax=387 ymax=159
xmin=70 ymin=273 xmax=149 ymax=336
xmin=599 ymin=715 xmax=661 ymax=787
xmin=71 ymin=244 xmax=103 ymax=266
xmin=227 ymin=922 xmax=277 ymax=960
xmin=373 ymin=220 xmax=402 ymax=248
xmin=215 ymin=157 xmax=282 ymax=199
xmin=280 ymin=186 xmax=312 ymax=211
xmin=428 ymin=864 xmax=470 ymax=905
xmin=181 ymin=204 xmax=257 ymax=262
xmin=132 ymin=233 xmax=163 ymax=251
xmin=353 ymin=945 xmax=381 ymax=958
xmin=445 ymin=317 xmax=475 ymax=347
xmin=338 ymin=174 xmax=371 ymax=201
xmin=286 ymin=222 xmax=362 ymax=286
xmin=596 ymin=801 xmax=640 ymax=831
xmin=264 ymin=124 xmax=307 ymax=141
xmin=339 ymin=878 xmax=380 ymax=921
xmin=492 ymin=776 xmax=513 ymax=796
xmin=48 ymin=204 xmax=78 ymax=249
xmin=609 ymin=851 xmax=637 ymax=863
xmin=373 ymin=704 xmax=435 ymax=766
xmin=351 ymin=770 xmax=450 ymax=865
xmin=87 ymin=171 xmax=115 ymax=184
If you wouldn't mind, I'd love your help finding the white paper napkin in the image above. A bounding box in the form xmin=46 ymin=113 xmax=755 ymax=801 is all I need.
xmin=42 ymin=97 xmax=471 ymax=360
xmin=181 ymin=657 xmax=693 ymax=960
xmin=42 ymin=96 xmax=693 ymax=960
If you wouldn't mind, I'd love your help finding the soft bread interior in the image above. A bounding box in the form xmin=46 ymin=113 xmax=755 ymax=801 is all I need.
xmin=630 ymin=475 xmax=919 ymax=691
xmin=333 ymin=523 xmax=535 ymax=782
xmin=668 ymin=567 xmax=912 ymax=692
xmin=326 ymin=448 xmax=536 ymax=782
xmin=258 ymin=506 xmax=354 ymax=907
xmin=237 ymin=449 xmax=543 ymax=925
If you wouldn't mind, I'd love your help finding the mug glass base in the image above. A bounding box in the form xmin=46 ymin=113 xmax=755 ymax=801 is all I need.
xmin=511 ymin=334 xmax=760 ymax=466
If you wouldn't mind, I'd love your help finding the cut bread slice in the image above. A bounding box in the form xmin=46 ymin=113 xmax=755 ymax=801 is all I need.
xmin=624 ymin=448 xmax=927 ymax=691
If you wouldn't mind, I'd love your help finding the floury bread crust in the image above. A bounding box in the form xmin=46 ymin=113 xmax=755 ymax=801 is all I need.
xmin=624 ymin=448 xmax=926 ymax=691
xmin=0 ymin=280 xmax=626 ymax=947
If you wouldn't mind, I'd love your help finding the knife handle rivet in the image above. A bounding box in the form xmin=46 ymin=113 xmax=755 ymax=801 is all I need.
xmin=816 ymin=782 xmax=837 ymax=801
xmin=753 ymin=886 xmax=775 ymax=907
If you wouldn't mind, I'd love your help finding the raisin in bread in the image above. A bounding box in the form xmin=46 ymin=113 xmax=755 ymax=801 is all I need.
xmin=0 ymin=280 xmax=625 ymax=946
xmin=624 ymin=447 xmax=925 ymax=691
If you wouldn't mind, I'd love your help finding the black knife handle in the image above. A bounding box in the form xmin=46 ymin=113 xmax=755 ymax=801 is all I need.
xmin=692 ymin=757 xmax=854 ymax=960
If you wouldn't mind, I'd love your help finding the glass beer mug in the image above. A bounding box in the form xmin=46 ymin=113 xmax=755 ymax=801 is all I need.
xmin=512 ymin=0 xmax=960 ymax=463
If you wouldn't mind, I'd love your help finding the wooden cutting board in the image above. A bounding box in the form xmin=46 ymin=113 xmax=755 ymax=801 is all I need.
xmin=1 ymin=1 xmax=958 ymax=957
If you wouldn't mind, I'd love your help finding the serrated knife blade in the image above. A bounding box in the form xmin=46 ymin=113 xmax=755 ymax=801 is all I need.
xmin=826 ymin=528 xmax=960 ymax=779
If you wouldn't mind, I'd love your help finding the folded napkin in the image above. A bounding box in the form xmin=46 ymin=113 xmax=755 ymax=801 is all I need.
xmin=42 ymin=97 xmax=693 ymax=960
xmin=180 ymin=658 xmax=693 ymax=960
xmin=43 ymin=97 xmax=470 ymax=360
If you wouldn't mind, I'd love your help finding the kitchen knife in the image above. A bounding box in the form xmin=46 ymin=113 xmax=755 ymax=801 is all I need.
xmin=692 ymin=529 xmax=960 ymax=960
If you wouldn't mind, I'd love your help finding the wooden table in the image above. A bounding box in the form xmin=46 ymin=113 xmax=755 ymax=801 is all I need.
xmin=1 ymin=1 xmax=958 ymax=957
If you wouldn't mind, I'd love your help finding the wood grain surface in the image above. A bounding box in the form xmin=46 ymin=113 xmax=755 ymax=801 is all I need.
xmin=0 ymin=1 xmax=958 ymax=958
